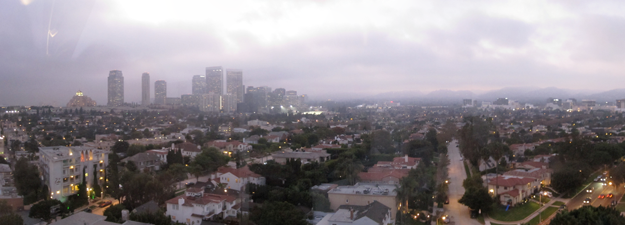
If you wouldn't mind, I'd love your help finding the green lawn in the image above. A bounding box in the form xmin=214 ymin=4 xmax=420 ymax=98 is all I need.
xmin=489 ymin=202 xmax=541 ymax=222
xmin=532 ymin=195 xmax=550 ymax=203
xmin=463 ymin=161 xmax=471 ymax=178
xmin=552 ymin=201 xmax=565 ymax=206
xmin=616 ymin=203 xmax=625 ymax=212
xmin=526 ymin=206 xmax=559 ymax=225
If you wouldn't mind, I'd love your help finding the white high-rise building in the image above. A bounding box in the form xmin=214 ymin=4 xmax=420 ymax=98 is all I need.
xmin=107 ymin=70 xmax=124 ymax=106
xmin=39 ymin=146 xmax=109 ymax=201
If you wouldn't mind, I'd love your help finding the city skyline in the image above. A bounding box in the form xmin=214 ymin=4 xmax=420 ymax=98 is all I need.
xmin=3 ymin=1 xmax=625 ymax=106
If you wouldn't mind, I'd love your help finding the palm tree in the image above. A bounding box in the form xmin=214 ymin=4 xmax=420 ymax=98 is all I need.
xmin=336 ymin=157 xmax=364 ymax=185
xmin=396 ymin=176 xmax=417 ymax=223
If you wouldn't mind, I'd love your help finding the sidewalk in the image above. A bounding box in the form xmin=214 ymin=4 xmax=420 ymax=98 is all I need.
xmin=485 ymin=199 xmax=558 ymax=225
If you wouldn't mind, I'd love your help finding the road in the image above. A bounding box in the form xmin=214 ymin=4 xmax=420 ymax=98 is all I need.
xmin=566 ymin=179 xmax=625 ymax=210
xmin=444 ymin=139 xmax=482 ymax=225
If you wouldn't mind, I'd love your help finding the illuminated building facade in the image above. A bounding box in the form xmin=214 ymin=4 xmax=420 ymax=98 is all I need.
xmin=226 ymin=69 xmax=243 ymax=103
xmin=66 ymin=91 xmax=97 ymax=107
xmin=192 ymin=75 xmax=206 ymax=95
xmin=206 ymin=66 xmax=223 ymax=94
xmin=107 ymin=70 xmax=124 ymax=106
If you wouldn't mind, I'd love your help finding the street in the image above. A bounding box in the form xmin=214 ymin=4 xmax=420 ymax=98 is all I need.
xmin=444 ymin=139 xmax=482 ymax=225
xmin=566 ymin=180 xmax=625 ymax=210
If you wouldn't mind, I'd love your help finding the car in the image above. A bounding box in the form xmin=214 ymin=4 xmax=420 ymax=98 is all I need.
xmin=99 ymin=200 xmax=112 ymax=208
xmin=444 ymin=197 xmax=449 ymax=204
xmin=586 ymin=188 xmax=594 ymax=193
xmin=595 ymin=175 xmax=602 ymax=181
xmin=598 ymin=194 xmax=605 ymax=199
xmin=608 ymin=193 xmax=614 ymax=198
xmin=583 ymin=197 xmax=591 ymax=204
xmin=82 ymin=208 xmax=92 ymax=213
xmin=441 ymin=215 xmax=451 ymax=224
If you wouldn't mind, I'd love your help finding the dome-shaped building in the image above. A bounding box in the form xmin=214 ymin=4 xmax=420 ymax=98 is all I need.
xmin=66 ymin=90 xmax=97 ymax=107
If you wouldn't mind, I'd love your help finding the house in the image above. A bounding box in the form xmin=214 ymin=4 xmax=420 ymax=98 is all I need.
xmin=509 ymin=143 xmax=537 ymax=156
xmin=121 ymin=152 xmax=162 ymax=172
xmin=213 ymin=166 xmax=265 ymax=191
xmin=271 ymin=149 xmax=331 ymax=164
xmin=263 ymin=135 xmax=281 ymax=143
xmin=373 ymin=155 xmax=420 ymax=169
xmin=485 ymin=175 xmax=540 ymax=205
xmin=145 ymin=148 xmax=169 ymax=163
xmin=515 ymin=161 xmax=548 ymax=170
xmin=175 ymin=142 xmax=202 ymax=159
xmin=316 ymin=201 xmax=394 ymax=225
xmin=358 ymin=169 xmax=410 ymax=184
xmin=165 ymin=189 xmax=238 ymax=224
xmin=205 ymin=140 xmax=253 ymax=155
xmin=243 ymin=135 xmax=260 ymax=144
xmin=478 ymin=156 xmax=498 ymax=171
xmin=504 ymin=168 xmax=552 ymax=186
xmin=327 ymin=183 xmax=398 ymax=220
xmin=247 ymin=119 xmax=269 ymax=126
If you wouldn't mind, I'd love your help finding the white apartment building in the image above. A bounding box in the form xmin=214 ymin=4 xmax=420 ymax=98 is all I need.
xmin=39 ymin=146 xmax=109 ymax=202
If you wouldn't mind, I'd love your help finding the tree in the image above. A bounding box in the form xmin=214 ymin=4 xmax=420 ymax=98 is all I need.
xmin=104 ymin=204 xmax=126 ymax=222
xmin=549 ymin=205 xmax=625 ymax=225
xmin=551 ymin=168 xmax=583 ymax=194
xmin=125 ymin=161 xmax=138 ymax=172
xmin=370 ymin=130 xmax=393 ymax=154
xmin=310 ymin=192 xmax=331 ymax=212
xmin=426 ymin=128 xmax=439 ymax=150
xmin=0 ymin=213 xmax=23 ymax=225
xmin=250 ymin=201 xmax=309 ymax=225
xmin=29 ymin=199 xmax=67 ymax=222
xmin=0 ymin=200 xmax=12 ymax=215
xmin=111 ymin=141 xmax=130 ymax=153
xmin=13 ymin=157 xmax=41 ymax=204
xmin=167 ymin=164 xmax=189 ymax=185
xmin=127 ymin=144 xmax=146 ymax=156
xmin=396 ymin=176 xmax=417 ymax=218
xmin=334 ymin=157 xmax=364 ymax=185
xmin=458 ymin=187 xmax=493 ymax=214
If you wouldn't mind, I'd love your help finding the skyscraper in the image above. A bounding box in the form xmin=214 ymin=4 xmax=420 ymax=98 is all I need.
xmin=206 ymin=66 xmax=223 ymax=94
xmin=155 ymin=80 xmax=167 ymax=105
xmin=142 ymin=72 xmax=150 ymax=106
xmin=107 ymin=70 xmax=124 ymax=106
xmin=192 ymin=75 xmax=207 ymax=95
xmin=226 ymin=69 xmax=243 ymax=103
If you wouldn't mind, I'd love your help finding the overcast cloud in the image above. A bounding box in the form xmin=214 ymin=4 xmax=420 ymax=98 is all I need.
xmin=1 ymin=0 xmax=625 ymax=106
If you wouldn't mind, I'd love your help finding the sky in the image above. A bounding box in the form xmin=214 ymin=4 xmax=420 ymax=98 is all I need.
xmin=1 ymin=0 xmax=625 ymax=106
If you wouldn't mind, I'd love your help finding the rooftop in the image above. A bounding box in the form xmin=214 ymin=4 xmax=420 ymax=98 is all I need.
xmin=328 ymin=183 xmax=397 ymax=196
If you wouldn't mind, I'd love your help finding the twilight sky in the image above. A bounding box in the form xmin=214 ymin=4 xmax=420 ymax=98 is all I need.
xmin=1 ymin=0 xmax=625 ymax=106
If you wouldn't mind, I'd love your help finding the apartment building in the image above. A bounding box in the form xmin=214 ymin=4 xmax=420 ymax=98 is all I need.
xmin=39 ymin=146 xmax=108 ymax=201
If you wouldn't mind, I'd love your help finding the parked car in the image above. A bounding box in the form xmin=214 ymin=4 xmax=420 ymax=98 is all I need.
xmin=99 ymin=200 xmax=112 ymax=208
xmin=583 ymin=197 xmax=591 ymax=204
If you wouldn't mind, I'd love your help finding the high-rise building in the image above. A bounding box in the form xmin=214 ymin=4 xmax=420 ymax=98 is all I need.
xmin=66 ymin=90 xmax=97 ymax=107
xmin=206 ymin=66 xmax=223 ymax=94
xmin=200 ymin=93 xmax=221 ymax=112
xmin=192 ymin=75 xmax=207 ymax=95
xmin=221 ymin=94 xmax=237 ymax=113
xmin=155 ymin=80 xmax=167 ymax=105
xmin=107 ymin=70 xmax=124 ymax=106
xmin=226 ymin=69 xmax=244 ymax=103
xmin=142 ymin=73 xmax=150 ymax=106
xmin=181 ymin=94 xmax=200 ymax=107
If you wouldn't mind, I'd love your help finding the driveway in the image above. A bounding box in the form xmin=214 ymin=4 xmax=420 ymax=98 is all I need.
xmin=444 ymin=139 xmax=482 ymax=225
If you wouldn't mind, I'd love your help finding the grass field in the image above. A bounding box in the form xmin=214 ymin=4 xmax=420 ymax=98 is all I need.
xmin=490 ymin=202 xmax=541 ymax=222
xmin=552 ymin=201 xmax=565 ymax=206
xmin=526 ymin=206 xmax=559 ymax=225
xmin=463 ymin=160 xmax=471 ymax=178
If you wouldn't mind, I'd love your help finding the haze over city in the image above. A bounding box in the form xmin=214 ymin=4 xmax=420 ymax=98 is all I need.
xmin=2 ymin=0 xmax=625 ymax=106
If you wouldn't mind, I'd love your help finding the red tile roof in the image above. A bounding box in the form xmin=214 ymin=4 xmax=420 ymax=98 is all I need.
xmin=487 ymin=176 xmax=535 ymax=187
xmin=176 ymin=142 xmax=201 ymax=152
xmin=218 ymin=165 xmax=262 ymax=178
